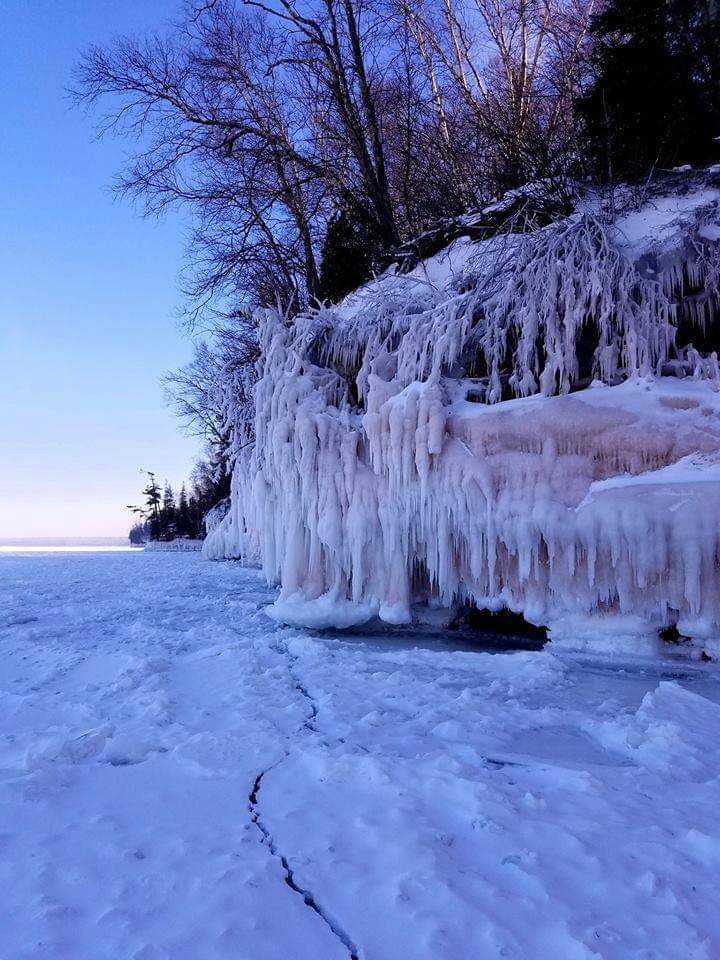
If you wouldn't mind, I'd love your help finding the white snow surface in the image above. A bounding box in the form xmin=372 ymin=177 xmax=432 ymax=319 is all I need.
xmin=2 ymin=548 xmax=720 ymax=959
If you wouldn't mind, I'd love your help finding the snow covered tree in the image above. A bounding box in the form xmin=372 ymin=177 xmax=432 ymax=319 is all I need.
xmin=204 ymin=178 xmax=720 ymax=646
xmin=580 ymin=0 xmax=720 ymax=180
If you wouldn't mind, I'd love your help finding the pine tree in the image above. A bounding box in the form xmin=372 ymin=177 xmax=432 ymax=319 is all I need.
xmin=177 ymin=483 xmax=191 ymax=538
xmin=159 ymin=483 xmax=177 ymax=540
xmin=187 ymin=494 xmax=204 ymax=540
xmin=579 ymin=0 xmax=720 ymax=180
xmin=128 ymin=477 xmax=158 ymax=536
xmin=140 ymin=471 xmax=162 ymax=540
xmin=128 ymin=521 xmax=149 ymax=545
xmin=162 ymin=483 xmax=175 ymax=513
xmin=317 ymin=204 xmax=385 ymax=304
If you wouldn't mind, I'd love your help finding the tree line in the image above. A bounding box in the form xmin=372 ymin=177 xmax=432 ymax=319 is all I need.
xmin=127 ymin=462 xmax=230 ymax=543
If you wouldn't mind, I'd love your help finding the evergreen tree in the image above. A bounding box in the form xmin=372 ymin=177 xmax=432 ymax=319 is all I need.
xmin=188 ymin=495 xmax=204 ymax=540
xmin=128 ymin=521 xmax=149 ymax=545
xmin=162 ymin=483 xmax=175 ymax=513
xmin=579 ymin=0 xmax=720 ymax=180
xmin=176 ymin=484 xmax=191 ymax=538
xmin=317 ymin=204 xmax=385 ymax=304
xmin=142 ymin=472 xmax=162 ymax=539
xmin=127 ymin=471 xmax=162 ymax=540
xmin=143 ymin=472 xmax=161 ymax=510
xmin=159 ymin=483 xmax=177 ymax=540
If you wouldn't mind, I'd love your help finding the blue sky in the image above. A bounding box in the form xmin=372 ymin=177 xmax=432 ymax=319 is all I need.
xmin=0 ymin=0 xmax=202 ymax=538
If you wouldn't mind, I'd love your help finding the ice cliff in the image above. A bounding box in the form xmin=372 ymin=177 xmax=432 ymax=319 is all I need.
xmin=206 ymin=172 xmax=720 ymax=654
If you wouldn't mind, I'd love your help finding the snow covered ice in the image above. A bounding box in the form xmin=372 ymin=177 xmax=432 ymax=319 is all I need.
xmin=2 ymin=547 xmax=720 ymax=959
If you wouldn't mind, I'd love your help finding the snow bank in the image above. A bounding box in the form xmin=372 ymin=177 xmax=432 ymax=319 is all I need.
xmin=146 ymin=539 xmax=204 ymax=552
xmin=206 ymin=177 xmax=720 ymax=652
xmin=584 ymin=680 xmax=720 ymax=778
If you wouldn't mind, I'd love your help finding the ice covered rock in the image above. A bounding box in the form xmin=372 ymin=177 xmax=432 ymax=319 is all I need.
xmin=206 ymin=178 xmax=720 ymax=652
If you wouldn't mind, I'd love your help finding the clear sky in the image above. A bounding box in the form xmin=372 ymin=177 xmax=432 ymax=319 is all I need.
xmin=0 ymin=0 xmax=201 ymax=539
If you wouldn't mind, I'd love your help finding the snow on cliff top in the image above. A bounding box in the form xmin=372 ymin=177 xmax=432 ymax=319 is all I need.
xmin=333 ymin=174 xmax=720 ymax=328
xmin=611 ymin=186 xmax=720 ymax=257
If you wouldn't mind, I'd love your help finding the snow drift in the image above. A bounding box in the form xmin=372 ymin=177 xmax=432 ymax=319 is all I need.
xmin=206 ymin=172 xmax=720 ymax=653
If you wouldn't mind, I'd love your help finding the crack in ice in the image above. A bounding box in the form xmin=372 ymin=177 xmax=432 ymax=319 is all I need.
xmin=271 ymin=638 xmax=319 ymax=733
xmin=248 ymin=763 xmax=359 ymax=960
xmin=246 ymin=637 xmax=359 ymax=959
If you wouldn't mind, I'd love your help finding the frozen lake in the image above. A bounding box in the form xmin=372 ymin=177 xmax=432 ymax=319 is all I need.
xmin=1 ymin=549 xmax=719 ymax=959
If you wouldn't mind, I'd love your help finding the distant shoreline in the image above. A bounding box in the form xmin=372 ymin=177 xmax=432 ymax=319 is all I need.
xmin=0 ymin=537 xmax=131 ymax=547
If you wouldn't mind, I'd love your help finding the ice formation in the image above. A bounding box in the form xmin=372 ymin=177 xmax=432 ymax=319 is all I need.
xmin=206 ymin=176 xmax=720 ymax=652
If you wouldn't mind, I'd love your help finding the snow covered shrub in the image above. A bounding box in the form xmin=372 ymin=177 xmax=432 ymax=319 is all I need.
xmin=283 ymin=202 xmax=719 ymax=410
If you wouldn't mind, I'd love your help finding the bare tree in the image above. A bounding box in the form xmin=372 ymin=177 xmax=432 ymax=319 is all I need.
xmin=392 ymin=0 xmax=594 ymax=195
xmin=76 ymin=0 xmax=593 ymax=319
xmin=240 ymin=0 xmax=402 ymax=249
xmin=76 ymin=3 xmax=326 ymax=314
xmin=163 ymin=313 xmax=259 ymax=448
